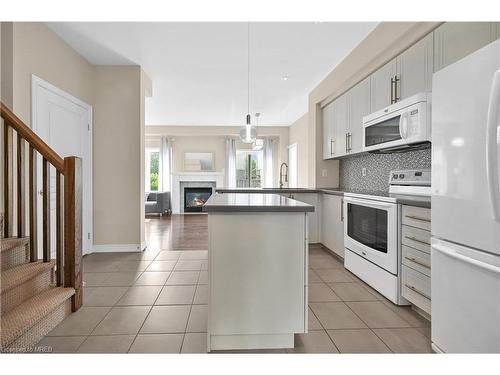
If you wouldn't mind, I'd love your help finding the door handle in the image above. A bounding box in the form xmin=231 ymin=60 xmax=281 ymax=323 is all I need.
xmin=486 ymin=69 xmax=500 ymax=222
xmin=394 ymin=75 xmax=400 ymax=102
xmin=433 ymin=242 xmax=500 ymax=275
xmin=390 ymin=77 xmax=395 ymax=104
xmin=340 ymin=198 xmax=344 ymax=222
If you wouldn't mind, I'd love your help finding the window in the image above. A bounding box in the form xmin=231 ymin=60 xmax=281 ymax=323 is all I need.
xmin=145 ymin=148 xmax=159 ymax=191
xmin=236 ymin=150 xmax=263 ymax=187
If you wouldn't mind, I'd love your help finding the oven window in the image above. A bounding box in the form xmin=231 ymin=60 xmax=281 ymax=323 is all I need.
xmin=365 ymin=115 xmax=402 ymax=147
xmin=347 ymin=203 xmax=388 ymax=253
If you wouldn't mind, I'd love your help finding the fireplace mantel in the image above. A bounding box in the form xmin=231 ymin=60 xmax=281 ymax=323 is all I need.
xmin=171 ymin=171 xmax=225 ymax=214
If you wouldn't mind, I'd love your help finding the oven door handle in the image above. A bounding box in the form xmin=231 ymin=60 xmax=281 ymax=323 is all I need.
xmin=343 ymin=197 xmax=394 ymax=209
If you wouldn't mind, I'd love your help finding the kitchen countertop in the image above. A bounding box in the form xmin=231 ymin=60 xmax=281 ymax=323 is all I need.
xmin=203 ymin=193 xmax=315 ymax=213
xmin=215 ymin=187 xmax=430 ymax=208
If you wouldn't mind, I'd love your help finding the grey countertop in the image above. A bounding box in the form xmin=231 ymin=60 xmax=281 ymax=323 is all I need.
xmin=203 ymin=193 xmax=315 ymax=213
xmin=215 ymin=187 xmax=430 ymax=208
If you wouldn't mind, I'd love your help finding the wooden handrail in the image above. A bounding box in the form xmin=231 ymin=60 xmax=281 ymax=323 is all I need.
xmin=1 ymin=102 xmax=64 ymax=172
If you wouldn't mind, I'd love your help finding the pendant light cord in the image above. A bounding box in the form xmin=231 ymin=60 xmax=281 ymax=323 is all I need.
xmin=247 ymin=22 xmax=250 ymax=117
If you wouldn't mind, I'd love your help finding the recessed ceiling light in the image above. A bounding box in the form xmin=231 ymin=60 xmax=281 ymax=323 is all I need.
xmin=281 ymin=76 xmax=289 ymax=81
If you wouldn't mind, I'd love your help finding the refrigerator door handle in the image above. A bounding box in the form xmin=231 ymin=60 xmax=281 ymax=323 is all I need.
xmin=433 ymin=242 xmax=500 ymax=275
xmin=486 ymin=69 xmax=500 ymax=222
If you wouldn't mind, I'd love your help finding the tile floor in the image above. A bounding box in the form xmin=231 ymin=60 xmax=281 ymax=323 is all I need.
xmin=38 ymin=215 xmax=432 ymax=354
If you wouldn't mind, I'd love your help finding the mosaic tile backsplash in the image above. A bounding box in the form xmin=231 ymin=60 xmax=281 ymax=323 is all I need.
xmin=339 ymin=148 xmax=432 ymax=192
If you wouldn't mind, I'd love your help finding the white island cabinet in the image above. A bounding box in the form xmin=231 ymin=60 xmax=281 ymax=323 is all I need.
xmin=203 ymin=193 xmax=313 ymax=351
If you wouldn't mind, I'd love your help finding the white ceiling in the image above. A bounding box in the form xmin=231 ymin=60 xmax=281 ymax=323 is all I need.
xmin=47 ymin=22 xmax=377 ymax=126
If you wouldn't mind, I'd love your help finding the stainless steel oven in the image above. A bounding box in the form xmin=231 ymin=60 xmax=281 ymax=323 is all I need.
xmin=343 ymin=195 xmax=398 ymax=275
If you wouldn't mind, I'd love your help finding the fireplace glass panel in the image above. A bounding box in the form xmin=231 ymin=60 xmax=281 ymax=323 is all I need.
xmin=184 ymin=187 xmax=213 ymax=212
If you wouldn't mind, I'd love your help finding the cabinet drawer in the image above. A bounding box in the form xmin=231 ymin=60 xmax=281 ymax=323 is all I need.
xmin=402 ymin=205 xmax=431 ymax=231
xmin=402 ymin=245 xmax=431 ymax=277
xmin=402 ymin=225 xmax=431 ymax=254
xmin=402 ymin=265 xmax=431 ymax=315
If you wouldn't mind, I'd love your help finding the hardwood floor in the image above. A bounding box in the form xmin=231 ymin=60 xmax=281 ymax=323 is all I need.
xmin=145 ymin=214 xmax=208 ymax=251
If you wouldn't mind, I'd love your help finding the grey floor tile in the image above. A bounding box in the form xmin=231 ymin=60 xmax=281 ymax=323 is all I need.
xmin=77 ymin=335 xmax=135 ymax=353
xmin=147 ymin=260 xmax=177 ymax=272
xmin=308 ymin=283 xmax=341 ymax=302
xmin=156 ymin=285 xmax=196 ymax=305
xmin=308 ymin=307 xmax=323 ymax=330
xmin=99 ymin=272 xmax=142 ymax=287
xmin=48 ymin=307 xmax=111 ymax=336
xmin=315 ymin=268 xmax=356 ymax=283
xmin=380 ymin=300 xmax=431 ymax=328
xmin=309 ymin=255 xmax=344 ymax=270
xmin=83 ymin=261 xmax=119 ymax=273
xmin=346 ymin=301 xmax=411 ymax=328
xmin=92 ymin=306 xmax=151 ymax=335
xmin=83 ymin=287 xmax=129 ymax=307
xmin=113 ymin=261 xmax=152 ymax=272
xmin=129 ymin=334 xmax=184 ymax=353
xmin=327 ymin=329 xmax=391 ymax=353
xmin=37 ymin=336 xmax=87 ymax=353
xmin=373 ymin=328 xmax=432 ymax=353
xmin=309 ymin=302 xmax=367 ymax=330
xmin=166 ymin=271 xmax=200 ymax=285
xmin=182 ymin=333 xmax=207 ymax=353
xmin=124 ymin=251 xmax=161 ymax=261
xmin=415 ymin=326 xmax=431 ymax=339
xmin=134 ymin=271 xmax=170 ymax=286
xmin=174 ymin=260 xmax=204 ymax=271
xmin=308 ymin=269 xmax=323 ymax=283
xmin=179 ymin=250 xmax=208 ymax=260
xmin=117 ymin=286 xmax=162 ymax=306
xmin=193 ymin=284 xmax=208 ymax=305
xmin=140 ymin=305 xmax=191 ymax=334
xmin=155 ymin=251 xmax=182 ymax=261
xmin=328 ymin=282 xmax=379 ymax=302
xmin=186 ymin=305 xmax=208 ymax=333
xmin=286 ymin=330 xmax=339 ymax=353
xmin=82 ymin=273 xmax=111 ymax=287
xmin=197 ymin=270 xmax=208 ymax=285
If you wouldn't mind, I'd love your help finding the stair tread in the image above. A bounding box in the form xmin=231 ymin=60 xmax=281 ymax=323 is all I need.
xmin=0 ymin=237 xmax=29 ymax=253
xmin=1 ymin=261 xmax=56 ymax=294
xmin=1 ymin=287 xmax=75 ymax=347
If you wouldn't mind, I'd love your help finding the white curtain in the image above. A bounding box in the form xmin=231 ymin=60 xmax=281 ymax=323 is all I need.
xmin=159 ymin=136 xmax=172 ymax=192
xmin=263 ymin=138 xmax=274 ymax=188
xmin=225 ymin=138 xmax=236 ymax=188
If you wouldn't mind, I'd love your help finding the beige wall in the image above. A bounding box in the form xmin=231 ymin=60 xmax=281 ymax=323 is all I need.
xmin=146 ymin=125 xmax=289 ymax=186
xmin=307 ymin=22 xmax=442 ymax=188
xmin=288 ymin=113 xmax=309 ymax=188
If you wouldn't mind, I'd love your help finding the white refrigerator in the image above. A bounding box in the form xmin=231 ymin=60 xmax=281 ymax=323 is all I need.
xmin=432 ymin=38 xmax=500 ymax=353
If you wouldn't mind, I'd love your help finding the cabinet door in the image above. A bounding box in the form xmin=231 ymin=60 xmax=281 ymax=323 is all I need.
xmin=397 ymin=33 xmax=433 ymax=99
xmin=320 ymin=194 xmax=345 ymax=258
xmin=347 ymin=77 xmax=370 ymax=154
xmin=293 ymin=193 xmax=319 ymax=243
xmin=333 ymin=94 xmax=348 ymax=157
xmin=434 ymin=22 xmax=496 ymax=71
xmin=322 ymin=102 xmax=334 ymax=160
xmin=370 ymin=58 xmax=397 ymax=112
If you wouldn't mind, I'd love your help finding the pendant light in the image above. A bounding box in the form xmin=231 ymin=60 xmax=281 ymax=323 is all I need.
xmin=240 ymin=22 xmax=257 ymax=143
xmin=252 ymin=113 xmax=264 ymax=150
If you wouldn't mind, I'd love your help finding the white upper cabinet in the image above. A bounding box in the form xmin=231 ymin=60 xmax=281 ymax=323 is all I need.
xmin=347 ymin=77 xmax=371 ymax=154
xmin=322 ymin=101 xmax=335 ymax=160
xmin=434 ymin=22 xmax=497 ymax=71
xmin=370 ymin=58 xmax=397 ymax=112
xmin=397 ymin=33 xmax=434 ymax=99
xmin=333 ymin=94 xmax=349 ymax=157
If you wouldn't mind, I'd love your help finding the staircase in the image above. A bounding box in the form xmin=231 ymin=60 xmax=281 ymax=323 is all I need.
xmin=1 ymin=103 xmax=82 ymax=352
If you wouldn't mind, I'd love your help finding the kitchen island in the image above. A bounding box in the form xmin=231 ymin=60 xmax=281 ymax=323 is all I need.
xmin=203 ymin=193 xmax=314 ymax=351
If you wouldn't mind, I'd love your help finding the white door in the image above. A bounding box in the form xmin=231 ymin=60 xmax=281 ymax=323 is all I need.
xmin=432 ymin=39 xmax=500 ymax=255
xmin=32 ymin=76 xmax=92 ymax=256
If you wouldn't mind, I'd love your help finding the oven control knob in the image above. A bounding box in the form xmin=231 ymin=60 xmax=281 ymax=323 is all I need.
xmin=399 ymin=174 xmax=405 ymax=179
xmin=393 ymin=174 xmax=398 ymax=179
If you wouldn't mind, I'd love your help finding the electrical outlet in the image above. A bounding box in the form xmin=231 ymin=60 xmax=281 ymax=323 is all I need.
xmin=322 ymin=169 xmax=328 ymax=177
xmin=362 ymin=168 xmax=367 ymax=177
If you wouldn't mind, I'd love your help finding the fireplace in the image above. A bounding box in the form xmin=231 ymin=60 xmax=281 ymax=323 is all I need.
xmin=184 ymin=187 xmax=213 ymax=212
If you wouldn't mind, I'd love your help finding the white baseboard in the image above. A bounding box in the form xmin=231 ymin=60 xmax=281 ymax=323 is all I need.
xmin=91 ymin=243 xmax=146 ymax=253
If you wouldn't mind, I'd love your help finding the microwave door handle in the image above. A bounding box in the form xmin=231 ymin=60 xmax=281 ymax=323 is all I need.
xmin=399 ymin=112 xmax=409 ymax=140
xmin=486 ymin=69 xmax=500 ymax=222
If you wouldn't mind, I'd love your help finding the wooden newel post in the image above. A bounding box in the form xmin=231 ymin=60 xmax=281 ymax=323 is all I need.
xmin=63 ymin=156 xmax=83 ymax=311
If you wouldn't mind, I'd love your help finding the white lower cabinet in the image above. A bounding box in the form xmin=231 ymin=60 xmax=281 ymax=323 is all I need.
xmin=320 ymin=194 xmax=345 ymax=258
xmin=291 ymin=193 xmax=319 ymax=243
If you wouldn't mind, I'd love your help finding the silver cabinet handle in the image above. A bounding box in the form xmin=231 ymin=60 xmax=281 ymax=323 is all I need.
xmin=330 ymin=139 xmax=335 ymax=156
xmin=390 ymin=77 xmax=395 ymax=104
xmin=404 ymin=235 xmax=431 ymax=246
xmin=404 ymin=256 xmax=431 ymax=270
xmin=341 ymin=198 xmax=344 ymax=222
xmin=394 ymin=75 xmax=400 ymax=103
xmin=348 ymin=133 xmax=352 ymax=152
xmin=405 ymin=283 xmax=431 ymax=300
xmin=405 ymin=215 xmax=431 ymax=223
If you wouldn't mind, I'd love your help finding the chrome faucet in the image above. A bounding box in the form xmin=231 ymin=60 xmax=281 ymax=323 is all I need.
xmin=279 ymin=162 xmax=288 ymax=189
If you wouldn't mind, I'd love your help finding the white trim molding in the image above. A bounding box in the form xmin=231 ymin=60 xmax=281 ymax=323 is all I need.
xmin=91 ymin=243 xmax=147 ymax=253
